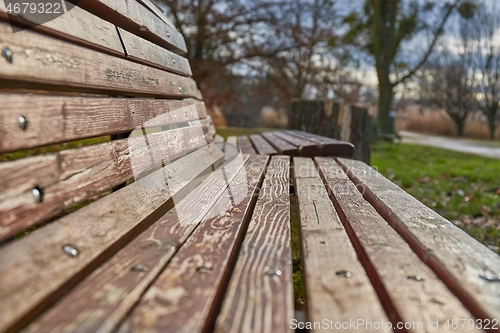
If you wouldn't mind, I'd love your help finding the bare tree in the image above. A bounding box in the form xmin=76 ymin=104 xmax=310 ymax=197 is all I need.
xmin=473 ymin=1 xmax=500 ymax=139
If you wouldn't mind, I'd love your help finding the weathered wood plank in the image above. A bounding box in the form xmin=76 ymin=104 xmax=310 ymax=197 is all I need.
xmin=117 ymin=28 xmax=192 ymax=76
xmin=0 ymin=144 xmax=224 ymax=333
xmin=273 ymin=132 xmax=320 ymax=157
xmin=76 ymin=0 xmax=187 ymax=55
xmin=224 ymin=136 xmax=238 ymax=161
xmin=214 ymin=156 xmax=293 ymax=333
xmin=0 ymin=22 xmax=200 ymax=98
xmin=135 ymin=0 xmax=177 ymax=29
xmin=293 ymin=157 xmax=389 ymax=332
xmin=0 ymin=95 xmax=207 ymax=153
xmin=316 ymin=157 xmax=479 ymax=333
xmin=338 ymin=157 xmax=500 ymax=325
xmin=0 ymin=0 xmax=124 ymax=56
xmin=118 ymin=155 xmax=269 ymax=333
xmin=213 ymin=134 xmax=225 ymax=151
xmin=0 ymin=123 xmax=212 ymax=241
xmin=249 ymin=134 xmax=278 ymax=155
xmin=262 ymin=132 xmax=298 ymax=156
xmin=24 ymin=154 xmax=250 ymax=333
xmin=285 ymin=130 xmax=354 ymax=157
xmin=237 ymin=135 xmax=256 ymax=155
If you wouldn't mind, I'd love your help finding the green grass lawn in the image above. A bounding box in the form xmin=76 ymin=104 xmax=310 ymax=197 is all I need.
xmin=371 ymin=142 xmax=500 ymax=251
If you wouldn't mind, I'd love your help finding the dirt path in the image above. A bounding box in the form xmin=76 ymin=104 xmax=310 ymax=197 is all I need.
xmin=400 ymin=131 xmax=500 ymax=159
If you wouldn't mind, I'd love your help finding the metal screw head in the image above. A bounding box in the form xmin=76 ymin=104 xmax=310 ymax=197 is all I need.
xmin=178 ymin=86 xmax=182 ymax=93
xmin=407 ymin=275 xmax=424 ymax=282
xmin=131 ymin=264 xmax=149 ymax=272
xmin=63 ymin=244 xmax=79 ymax=257
xmin=32 ymin=187 xmax=43 ymax=203
xmin=172 ymin=58 xmax=176 ymax=64
xmin=2 ymin=47 xmax=13 ymax=63
xmin=336 ymin=270 xmax=352 ymax=278
xmin=18 ymin=115 xmax=27 ymax=131
xmin=265 ymin=269 xmax=282 ymax=277
xmin=197 ymin=266 xmax=212 ymax=273
xmin=167 ymin=32 xmax=170 ymax=38
xmin=204 ymin=161 xmax=208 ymax=165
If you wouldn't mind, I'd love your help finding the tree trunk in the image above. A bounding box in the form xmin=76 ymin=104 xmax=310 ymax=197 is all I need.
xmin=487 ymin=110 xmax=497 ymax=140
xmin=378 ymin=81 xmax=394 ymax=134
xmin=457 ymin=119 xmax=465 ymax=137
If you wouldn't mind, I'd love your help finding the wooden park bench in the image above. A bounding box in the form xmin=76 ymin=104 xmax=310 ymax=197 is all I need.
xmin=1 ymin=1 xmax=500 ymax=333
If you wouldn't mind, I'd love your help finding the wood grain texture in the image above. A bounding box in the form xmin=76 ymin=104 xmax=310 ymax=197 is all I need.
xmin=0 ymin=22 xmax=199 ymax=98
xmin=214 ymin=156 xmax=294 ymax=333
xmin=293 ymin=157 xmax=389 ymax=333
xmin=0 ymin=123 xmax=212 ymax=241
xmin=118 ymin=155 xmax=269 ymax=333
xmin=338 ymin=157 xmax=500 ymax=326
xmin=0 ymin=144 xmax=224 ymax=333
xmin=135 ymin=0 xmax=177 ymax=29
xmin=262 ymin=132 xmax=298 ymax=156
xmin=0 ymin=1 xmax=124 ymax=56
xmin=118 ymin=28 xmax=192 ymax=76
xmin=76 ymin=0 xmax=187 ymax=55
xmin=285 ymin=130 xmax=354 ymax=157
xmin=237 ymin=135 xmax=256 ymax=155
xmin=273 ymin=132 xmax=320 ymax=157
xmin=316 ymin=157 xmax=479 ymax=333
xmin=24 ymin=154 xmax=250 ymax=333
xmin=249 ymin=134 xmax=278 ymax=155
xmin=224 ymin=136 xmax=239 ymax=161
xmin=0 ymin=95 xmax=207 ymax=153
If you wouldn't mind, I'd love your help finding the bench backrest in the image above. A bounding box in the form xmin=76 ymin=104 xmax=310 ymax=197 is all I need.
xmin=0 ymin=3 xmax=215 ymax=244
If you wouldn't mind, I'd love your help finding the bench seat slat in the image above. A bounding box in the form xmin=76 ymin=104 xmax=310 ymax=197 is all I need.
xmin=0 ymin=96 xmax=207 ymax=153
xmin=0 ymin=1 xmax=124 ymax=56
xmin=0 ymin=122 xmax=212 ymax=241
xmin=338 ymin=157 xmax=500 ymax=323
xmin=237 ymin=135 xmax=257 ymax=155
xmin=0 ymin=22 xmax=200 ymax=98
xmin=0 ymin=144 xmax=224 ymax=333
xmin=215 ymin=156 xmax=293 ymax=333
xmin=119 ymin=155 xmax=269 ymax=333
xmin=249 ymin=134 xmax=278 ymax=155
xmin=24 ymin=154 xmax=250 ymax=333
xmin=273 ymin=131 xmax=320 ymax=157
xmin=224 ymin=136 xmax=238 ymax=161
xmin=135 ymin=0 xmax=177 ymax=29
xmin=293 ymin=157 xmax=389 ymax=331
xmin=76 ymin=0 xmax=187 ymax=55
xmin=262 ymin=132 xmax=298 ymax=156
xmin=117 ymin=28 xmax=192 ymax=77
xmin=285 ymin=130 xmax=355 ymax=157
xmin=316 ymin=157 xmax=479 ymax=332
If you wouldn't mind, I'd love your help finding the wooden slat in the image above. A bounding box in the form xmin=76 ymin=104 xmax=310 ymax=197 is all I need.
xmin=215 ymin=156 xmax=293 ymax=333
xmin=135 ymin=0 xmax=177 ymax=29
xmin=316 ymin=157 xmax=479 ymax=333
xmin=76 ymin=0 xmax=187 ymax=55
xmin=237 ymin=135 xmax=256 ymax=155
xmin=262 ymin=132 xmax=298 ymax=156
xmin=0 ymin=123 xmax=212 ymax=241
xmin=213 ymin=134 xmax=225 ymax=151
xmin=117 ymin=28 xmax=192 ymax=76
xmin=249 ymin=134 xmax=278 ymax=155
xmin=285 ymin=130 xmax=355 ymax=157
xmin=225 ymin=136 xmax=239 ymax=161
xmin=338 ymin=157 xmax=500 ymax=325
xmin=119 ymin=155 xmax=269 ymax=333
xmin=0 ymin=22 xmax=200 ymax=98
xmin=0 ymin=95 xmax=207 ymax=153
xmin=24 ymin=154 xmax=250 ymax=333
xmin=0 ymin=144 xmax=224 ymax=333
xmin=293 ymin=157 xmax=389 ymax=332
xmin=273 ymin=131 xmax=320 ymax=157
xmin=0 ymin=0 xmax=124 ymax=56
